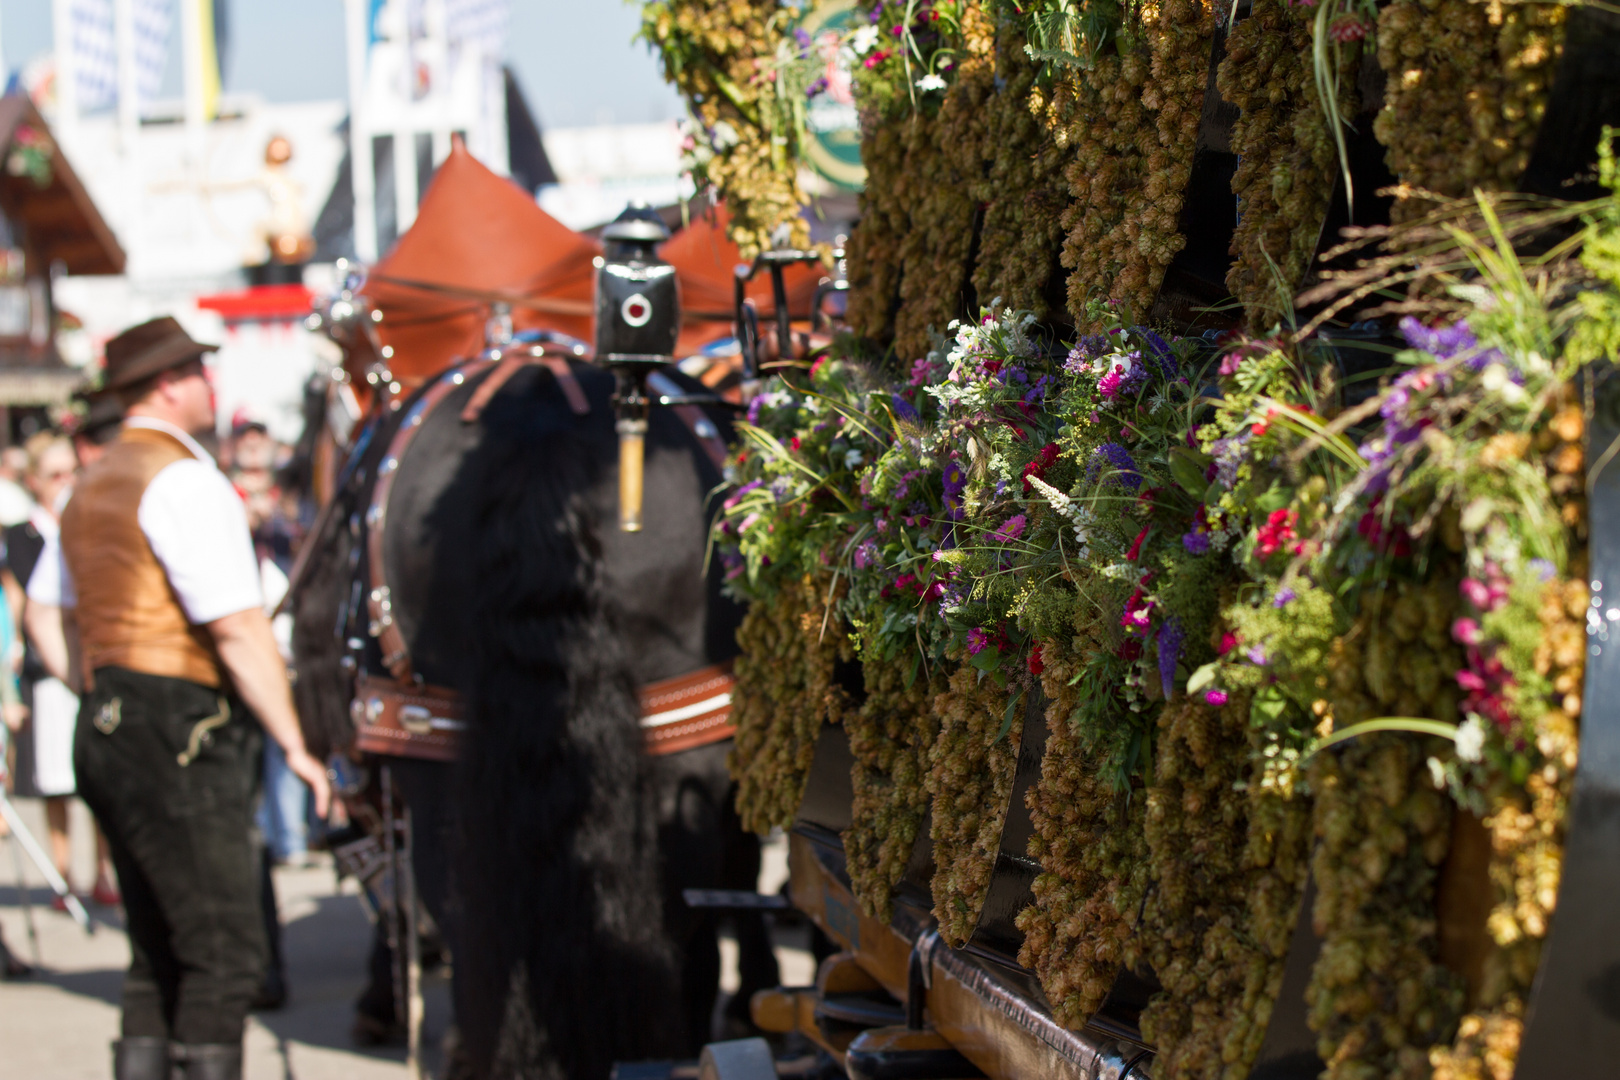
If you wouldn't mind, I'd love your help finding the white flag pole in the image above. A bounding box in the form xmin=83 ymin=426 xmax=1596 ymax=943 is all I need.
xmin=344 ymin=0 xmax=378 ymax=263
xmin=51 ymin=0 xmax=78 ymax=133
xmin=114 ymin=0 xmax=138 ymax=153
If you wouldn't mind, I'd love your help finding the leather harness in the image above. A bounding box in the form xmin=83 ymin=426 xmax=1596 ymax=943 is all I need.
xmin=350 ymin=351 xmax=737 ymax=762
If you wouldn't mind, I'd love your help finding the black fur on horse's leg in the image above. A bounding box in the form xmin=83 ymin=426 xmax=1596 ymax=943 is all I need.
xmin=451 ymin=422 xmax=679 ymax=1080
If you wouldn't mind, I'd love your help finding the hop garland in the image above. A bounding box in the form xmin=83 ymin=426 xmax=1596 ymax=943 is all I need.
xmin=1058 ymin=0 xmax=1212 ymax=330
xmin=1217 ymin=0 xmax=1346 ymax=325
xmin=927 ymin=660 xmax=1023 ymax=944
xmin=1375 ymin=0 xmax=1566 ymax=222
xmin=729 ymin=575 xmax=853 ymax=832
xmin=1133 ymin=688 xmax=1312 ymax=1080
xmin=1016 ymin=631 xmax=1150 ymax=1026
xmin=970 ymin=27 xmax=1072 ymax=320
xmin=640 ymin=0 xmax=810 ymax=257
xmin=844 ymin=648 xmax=948 ymax=919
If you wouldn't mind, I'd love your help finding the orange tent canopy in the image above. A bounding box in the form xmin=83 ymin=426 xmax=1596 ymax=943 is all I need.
xmin=365 ymin=138 xmax=601 ymax=382
xmin=361 ymin=148 xmax=825 ymax=379
xmin=660 ymin=204 xmax=824 ymax=358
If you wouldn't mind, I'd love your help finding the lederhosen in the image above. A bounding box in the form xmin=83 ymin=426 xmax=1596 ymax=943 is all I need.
xmin=62 ymin=427 xmax=265 ymax=1045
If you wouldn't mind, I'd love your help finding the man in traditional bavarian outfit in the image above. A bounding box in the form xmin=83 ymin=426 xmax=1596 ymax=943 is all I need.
xmin=25 ymin=317 xmax=331 ymax=1080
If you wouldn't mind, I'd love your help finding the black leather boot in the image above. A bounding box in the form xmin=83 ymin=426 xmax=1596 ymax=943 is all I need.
xmin=170 ymin=1044 xmax=242 ymax=1080
xmin=111 ymin=1037 xmax=170 ymax=1080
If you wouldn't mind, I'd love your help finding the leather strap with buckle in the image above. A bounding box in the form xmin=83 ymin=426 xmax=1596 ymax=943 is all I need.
xmin=349 ymin=662 xmax=734 ymax=763
xmin=351 ymin=676 xmax=466 ymax=763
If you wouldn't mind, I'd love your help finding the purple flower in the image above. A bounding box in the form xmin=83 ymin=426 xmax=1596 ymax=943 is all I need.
xmin=746 ymin=394 xmax=765 ymax=425
xmin=1273 ymin=587 xmax=1297 ymax=608
xmin=853 ymin=539 xmax=880 ymax=570
xmin=1157 ymin=618 xmax=1183 ymax=699
xmin=1182 ymin=531 xmax=1210 ymax=554
xmin=1209 ymin=431 xmax=1252 ymax=489
xmin=891 ymin=394 xmax=920 ymax=424
xmin=1089 ymin=442 xmax=1142 ymax=489
xmin=806 ymin=76 xmax=830 ymax=98
xmin=966 ymin=627 xmax=990 ymax=655
xmin=723 ymin=479 xmax=763 ymax=510
xmin=1400 ymin=316 xmax=1478 ymax=359
xmin=1528 ymin=558 xmax=1555 ymax=582
xmin=1133 ymin=327 xmax=1177 ymax=377
xmin=1245 ymin=645 xmax=1268 ymax=666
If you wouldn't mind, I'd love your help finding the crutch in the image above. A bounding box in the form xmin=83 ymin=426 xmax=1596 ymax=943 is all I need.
xmin=0 ymin=788 xmax=92 ymax=933
xmin=7 ymin=824 xmax=41 ymax=966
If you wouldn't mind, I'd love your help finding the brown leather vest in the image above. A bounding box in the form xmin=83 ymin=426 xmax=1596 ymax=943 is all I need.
xmin=60 ymin=426 xmax=224 ymax=688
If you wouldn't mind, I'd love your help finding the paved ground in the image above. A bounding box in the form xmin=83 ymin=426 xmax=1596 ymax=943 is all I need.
xmin=0 ymin=796 xmax=811 ymax=1080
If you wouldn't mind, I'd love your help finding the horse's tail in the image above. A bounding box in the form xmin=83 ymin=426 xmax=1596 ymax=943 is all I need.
xmin=453 ymin=422 xmax=679 ymax=1080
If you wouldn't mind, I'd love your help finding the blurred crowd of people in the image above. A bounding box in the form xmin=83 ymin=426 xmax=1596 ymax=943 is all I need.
xmin=0 ymin=392 xmax=317 ymax=981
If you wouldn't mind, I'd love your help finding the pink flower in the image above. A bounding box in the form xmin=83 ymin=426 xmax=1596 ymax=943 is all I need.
xmin=1451 ymin=618 xmax=1481 ymax=645
xmin=966 ymin=627 xmax=990 ymax=655
xmin=1218 ymin=632 xmax=1240 ymax=656
xmin=994 ymin=514 xmax=1027 ymax=542
xmin=1460 ymin=579 xmax=1492 ymax=610
xmin=1204 ymin=690 xmax=1228 ymax=707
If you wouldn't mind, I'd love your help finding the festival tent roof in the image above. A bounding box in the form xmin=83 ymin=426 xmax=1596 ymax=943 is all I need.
xmin=658 ymin=204 xmax=823 ymax=357
xmin=364 ymin=137 xmax=600 ymax=381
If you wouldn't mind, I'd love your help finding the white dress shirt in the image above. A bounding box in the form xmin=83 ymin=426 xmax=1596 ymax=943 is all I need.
xmin=28 ymin=417 xmax=263 ymax=624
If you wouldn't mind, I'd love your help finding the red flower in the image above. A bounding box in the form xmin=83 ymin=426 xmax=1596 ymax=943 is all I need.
xmin=1021 ymin=442 xmax=1060 ymax=492
xmin=1329 ymin=14 xmax=1368 ymax=41
xmin=1028 ymin=644 xmax=1044 ymax=676
xmin=789 ymin=436 xmax=801 ymax=451
xmin=1125 ymin=524 xmax=1151 ymax=561
xmin=1255 ymin=508 xmax=1297 ymax=558
xmin=1218 ymin=631 xmax=1240 ymax=655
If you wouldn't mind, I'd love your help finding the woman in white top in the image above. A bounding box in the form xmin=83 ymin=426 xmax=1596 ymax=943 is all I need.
xmin=19 ymin=434 xmax=117 ymax=906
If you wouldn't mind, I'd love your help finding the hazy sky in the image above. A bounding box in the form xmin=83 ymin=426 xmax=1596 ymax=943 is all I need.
xmin=0 ymin=0 xmax=685 ymax=129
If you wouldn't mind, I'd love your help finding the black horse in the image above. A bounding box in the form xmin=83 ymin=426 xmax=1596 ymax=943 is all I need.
xmin=290 ymin=352 xmax=775 ymax=1078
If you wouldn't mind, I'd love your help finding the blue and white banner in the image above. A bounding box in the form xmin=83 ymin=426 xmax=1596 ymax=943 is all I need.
xmin=67 ymin=0 xmax=174 ymax=111
xmin=443 ymin=0 xmax=510 ymax=56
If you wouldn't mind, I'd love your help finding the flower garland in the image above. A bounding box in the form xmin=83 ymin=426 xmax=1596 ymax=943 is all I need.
xmin=1374 ymin=0 xmax=1566 ymax=222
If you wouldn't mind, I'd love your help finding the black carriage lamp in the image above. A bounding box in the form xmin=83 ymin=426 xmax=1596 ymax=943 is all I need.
xmin=595 ymin=202 xmax=680 ymax=532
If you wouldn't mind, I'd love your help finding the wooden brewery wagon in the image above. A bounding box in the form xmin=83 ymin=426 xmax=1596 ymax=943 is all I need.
xmin=671 ymin=8 xmax=1620 ymax=1080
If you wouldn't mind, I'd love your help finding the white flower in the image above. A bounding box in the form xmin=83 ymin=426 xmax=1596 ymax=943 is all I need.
xmin=711 ymin=121 xmax=740 ymax=150
xmin=844 ymin=448 xmax=864 ymax=469
xmin=851 ymin=25 xmax=880 ymax=55
xmin=1454 ymin=715 xmax=1486 ymax=763
xmin=916 ymin=73 xmax=947 ymax=92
